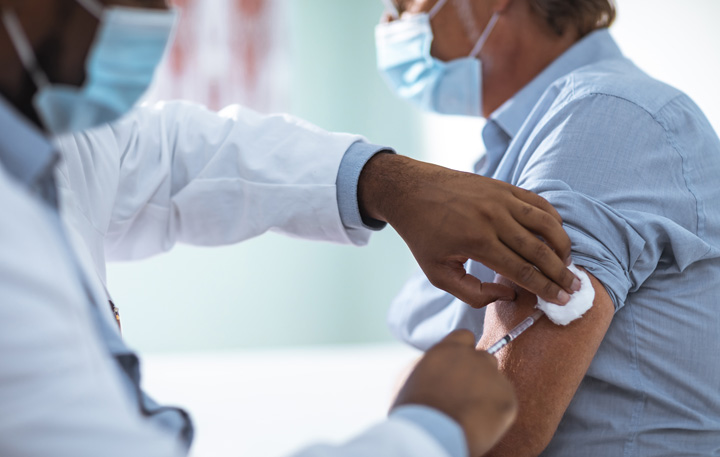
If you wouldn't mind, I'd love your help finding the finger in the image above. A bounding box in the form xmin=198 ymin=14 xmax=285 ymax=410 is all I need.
xmin=480 ymin=244 xmax=572 ymax=306
xmin=500 ymin=224 xmax=578 ymax=294
xmin=429 ymin=262 xmax=517 ymax=309
xmin=511 ymin=201 xmax=572 ymax=263
xmin=511 ymin=186 xmax=563 ymax=225
xmin=475 ymin=348 xmax=500 ymax=368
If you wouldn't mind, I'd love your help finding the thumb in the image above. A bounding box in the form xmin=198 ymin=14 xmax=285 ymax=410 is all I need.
xmin=431 ymin=262 xmax=517 ymax=309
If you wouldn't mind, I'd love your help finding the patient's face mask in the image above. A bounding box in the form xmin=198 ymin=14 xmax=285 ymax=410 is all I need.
xmin=1 ymin=0 xmax=177 ymax=135
xmin=375 ymin=0 xmax=499 ymax=117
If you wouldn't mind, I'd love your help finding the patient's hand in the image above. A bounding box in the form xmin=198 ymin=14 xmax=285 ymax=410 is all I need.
xmin=476 ymin=272 xmax=614 ymax=457
xmin=392 ymin=330 xmax=518 ymax=457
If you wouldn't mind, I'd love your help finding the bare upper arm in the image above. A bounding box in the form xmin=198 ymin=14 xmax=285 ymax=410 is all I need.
xmin=476 ymin=269 xmax=614 ymax=456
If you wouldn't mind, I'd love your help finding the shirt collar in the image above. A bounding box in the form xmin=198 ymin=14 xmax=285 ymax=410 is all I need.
xmin=0 ymin=95 xmax=56 ymax=187
xmin=486 ymin=28 xmax=625 ymax=141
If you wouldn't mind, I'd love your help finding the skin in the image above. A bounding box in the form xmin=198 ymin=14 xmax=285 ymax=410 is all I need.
xmin=0 ymin=0 xmax=168 ymax=123
xmin=360 ymin=153 xmax=580 ymax=308
xmin=477 ymin=272 xmax=614 ymax=456
xmin=394 ymin=330 xmax=519 ymax=457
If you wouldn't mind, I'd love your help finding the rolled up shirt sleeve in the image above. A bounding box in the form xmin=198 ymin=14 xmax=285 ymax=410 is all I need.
xmin=515 ymin=93 xmax=713 ymax=310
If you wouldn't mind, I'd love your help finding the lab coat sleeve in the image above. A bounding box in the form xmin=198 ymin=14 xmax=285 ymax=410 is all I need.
xmin=289 ymin=415 xmax=456 ymax=457
xmin=68 ymin=101 xmax=372 ymax=261
xmin=0 ymin=165 xmax=186 ymax=457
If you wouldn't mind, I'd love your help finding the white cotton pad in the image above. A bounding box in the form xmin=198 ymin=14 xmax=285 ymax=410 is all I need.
xmin=536 ymin=263 xmax=594 ymax=326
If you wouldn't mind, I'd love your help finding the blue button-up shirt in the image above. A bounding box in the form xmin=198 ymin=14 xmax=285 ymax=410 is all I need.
xmin=389 ymin=28 xmax=720 ymax=456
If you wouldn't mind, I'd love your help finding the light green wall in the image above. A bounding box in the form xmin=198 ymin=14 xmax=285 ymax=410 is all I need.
xmin=108 ymin=0 xmax=425 ymax=353
xmin=286 ymin=1 xmax=424 ymax=154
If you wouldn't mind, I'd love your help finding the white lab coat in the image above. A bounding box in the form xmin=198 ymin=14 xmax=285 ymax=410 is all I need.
xmin=0 ymin=101 xmax=452 ymax=457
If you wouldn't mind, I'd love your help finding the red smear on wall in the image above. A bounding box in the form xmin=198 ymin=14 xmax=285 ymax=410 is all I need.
xmin=147 ymin=0 xmax=287 ymax=113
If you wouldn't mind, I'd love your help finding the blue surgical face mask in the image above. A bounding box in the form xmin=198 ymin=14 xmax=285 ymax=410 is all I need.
xmin=375 ymin=0 xmax=499 ymax=117
xmin=1 ymin=0 xmax=177 ymax=135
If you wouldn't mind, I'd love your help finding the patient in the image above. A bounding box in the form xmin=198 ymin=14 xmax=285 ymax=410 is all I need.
xmin=384 ymin=0 xmax=720 ymax=455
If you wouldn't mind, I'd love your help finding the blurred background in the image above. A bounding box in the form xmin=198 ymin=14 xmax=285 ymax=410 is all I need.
xmin=106 ymin=0 xmax=720 ymax=455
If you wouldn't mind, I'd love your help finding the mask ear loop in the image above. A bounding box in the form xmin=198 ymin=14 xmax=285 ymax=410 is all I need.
xmin=1 ymin=9 xmax=50 ymax=90
xmin=469 ymin=11 xmax=500 ymax=58
xmin=74 ymin=0 xmax=104 ymax=19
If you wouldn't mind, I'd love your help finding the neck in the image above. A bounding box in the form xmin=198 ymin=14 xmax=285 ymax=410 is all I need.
xmin=0 ymin=73 xmax=41 ymax=128
xmin=480 ymin=9 xmax=579 ymax=117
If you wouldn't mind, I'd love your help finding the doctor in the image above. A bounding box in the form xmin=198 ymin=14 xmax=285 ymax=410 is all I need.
xmin=0 ymin=0 xmax=576 ymax=456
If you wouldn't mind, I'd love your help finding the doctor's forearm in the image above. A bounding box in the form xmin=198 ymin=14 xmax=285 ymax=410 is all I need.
xmin=357 ymin=152 xmax=415 ymax=224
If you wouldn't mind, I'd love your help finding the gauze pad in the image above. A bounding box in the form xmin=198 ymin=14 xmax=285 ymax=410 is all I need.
xmin=536 ymin=263 xmax=594 ymax=326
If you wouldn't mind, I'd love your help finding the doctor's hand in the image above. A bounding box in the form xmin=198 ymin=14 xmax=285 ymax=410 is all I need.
xmin=358 ymin=153 xmax=579 ymax=307
xmin=392 ymin=330 xmax=517 ymax=457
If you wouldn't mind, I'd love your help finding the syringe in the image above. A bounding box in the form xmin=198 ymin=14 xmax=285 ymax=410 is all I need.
xmin=486 ymin=309 xmax=545 ymax=356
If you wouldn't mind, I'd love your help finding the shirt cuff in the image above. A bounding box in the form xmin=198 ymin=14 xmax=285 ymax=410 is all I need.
xmin=336 ymin=141 xmax=395 ymax=231
xmin=390 ymin=405 xmax=468 ymax=457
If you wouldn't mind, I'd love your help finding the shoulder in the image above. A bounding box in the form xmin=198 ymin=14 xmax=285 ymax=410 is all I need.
xmin=513 ymin=58 xmax=701 ymax=224
xmin=522 ymin=56 xmax=719 ymax=178
xmin=520 ymin=58 xmax=698 ymax=170
xmin=551 ymin=58 xmax=686 ymax=119
xmin=535 ymin=56 xmax=715 ymax=149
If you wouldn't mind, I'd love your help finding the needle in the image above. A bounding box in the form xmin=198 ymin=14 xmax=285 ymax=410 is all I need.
xmin=486 ymin=309 xmax=545 ymax=356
